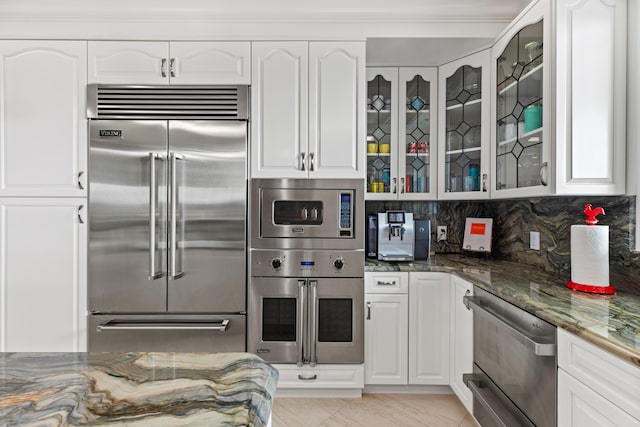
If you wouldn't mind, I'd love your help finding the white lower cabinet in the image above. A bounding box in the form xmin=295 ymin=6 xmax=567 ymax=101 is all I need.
xmin=449 ymin=275 xmax=473 ymax=412
xmin=557 ymin=329 xmax=640 ymax=426
xmin=0 ymin=198 xmax=87 ymax=351
xmin=365 ymin=272 xmax=409 ymax=385
xmin=409 ymin=272 xmax=450 ymax=384
xmin=364 ymin=272 xmax=451 ymax=386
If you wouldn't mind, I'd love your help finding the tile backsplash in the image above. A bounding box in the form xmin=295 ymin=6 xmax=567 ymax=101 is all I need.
xmin=366 ymin=196 xmax=639 ymax=295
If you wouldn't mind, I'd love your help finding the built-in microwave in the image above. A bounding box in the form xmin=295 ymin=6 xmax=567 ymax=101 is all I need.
xmin=250 ymin=179 xmax=364 ymax=250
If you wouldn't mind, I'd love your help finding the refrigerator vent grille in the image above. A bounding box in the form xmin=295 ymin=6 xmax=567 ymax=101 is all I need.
xmin=89 ymin=85 xmax=248 ymax=120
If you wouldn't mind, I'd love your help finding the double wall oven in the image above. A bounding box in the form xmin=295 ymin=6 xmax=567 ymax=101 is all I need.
xmin=248 ymin=179 xmax=364 ymax=366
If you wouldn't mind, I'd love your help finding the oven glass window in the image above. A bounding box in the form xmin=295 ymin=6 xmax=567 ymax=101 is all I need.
xmin=273 ymin=201 xmax=323 ymax=225
xmin=262 ymin=298 xmax=296 ymax=342
xmin=317 ymin=298 xmax=352 ymax=342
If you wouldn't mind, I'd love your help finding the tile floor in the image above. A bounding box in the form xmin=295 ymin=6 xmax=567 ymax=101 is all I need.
xmin=271 ymin=394 xmax=479 ymax=427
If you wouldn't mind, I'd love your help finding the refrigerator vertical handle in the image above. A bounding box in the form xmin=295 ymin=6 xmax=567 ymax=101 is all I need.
xmin=169 ymin=153 xmax=185 ymax=280
xmin=148 ymin=153 xmax=164 ymax=280
xmin=297 ymin=280 xmax=306 ymax=367
xmin=308 ymin=280 xmax=318 ymax=367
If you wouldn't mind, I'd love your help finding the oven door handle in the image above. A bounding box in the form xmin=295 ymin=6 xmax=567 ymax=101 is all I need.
xmin=308 ymin=280 xmax=318 ymax=367
xmin=463 ymin=295 xmax=556 ymax=356
xmin=463 ymin=374 xmax=535 ymax=427
xmin=297 ymin=280 xmax=306 ymax=367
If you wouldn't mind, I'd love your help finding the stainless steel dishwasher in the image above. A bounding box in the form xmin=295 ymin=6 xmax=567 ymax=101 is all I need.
xmin=463 ymin=286 xmax=557 ymax=427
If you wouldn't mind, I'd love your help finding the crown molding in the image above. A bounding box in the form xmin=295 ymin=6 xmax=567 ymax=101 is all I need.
xmin=0 ymin=0 xmax=531 ymax=40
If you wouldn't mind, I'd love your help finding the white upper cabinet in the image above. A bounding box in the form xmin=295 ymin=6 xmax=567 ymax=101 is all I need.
xmin=0 ymin=198 xmax=87 ymax=352
xmin=554 ymin=0 xmax=626 ymax=195
xmin=251 ymin=42 xmax=308 ymax=178
xmin=0 ymin=40 xmax=87 ymax=198
xmin=438 ymin=50 xmax=491 ymax=200
xmin=88 ymin=41 xmax=251 ymax=84
xmin=366 ymin=67 xmax=438 ymax=200
xmin=491 ymin=0 xmax=626 ymax=198
xmin=309 ymin=42 xmax=365 ymax=179
xmin=251 ymin=41 xmax=365 ymax=179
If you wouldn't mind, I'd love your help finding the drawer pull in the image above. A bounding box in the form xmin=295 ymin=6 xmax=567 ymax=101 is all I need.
xmin=376 ymin=280 xmax=397 ymax=286
xmin=298 ymin=374 xmax=317 ymax=381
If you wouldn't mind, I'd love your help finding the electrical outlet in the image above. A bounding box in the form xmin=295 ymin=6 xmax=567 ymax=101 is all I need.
xmin=437 ymin=226 xmax=448 ymax=242
xmin=530 ymin=231 xmax=540 ymax=250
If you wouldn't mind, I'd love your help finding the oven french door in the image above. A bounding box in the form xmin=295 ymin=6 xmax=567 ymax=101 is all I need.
xmin=249 ymin=277 xmax=364 ymax=365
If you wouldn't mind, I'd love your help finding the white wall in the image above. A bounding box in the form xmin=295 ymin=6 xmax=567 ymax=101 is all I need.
xmin=628 ymin=0 xmax=640 ymax=249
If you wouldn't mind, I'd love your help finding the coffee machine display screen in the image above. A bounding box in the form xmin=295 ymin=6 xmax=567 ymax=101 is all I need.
xmin=387 ymin=211 xmax=405 ymax=224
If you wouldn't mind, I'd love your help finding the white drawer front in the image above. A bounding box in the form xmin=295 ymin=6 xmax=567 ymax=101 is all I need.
xmin=558 ymin=329 xmax=640 ymax=420
xmin=274 ymin=364 xmax=364 ymax=389
xmin=365 ymin=272 xmax=409 ymax=293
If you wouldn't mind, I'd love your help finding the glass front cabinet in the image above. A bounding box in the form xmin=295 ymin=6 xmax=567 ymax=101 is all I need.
xmin=366 ymin=67 xmax=437 ymax=200
xmin=491 ymin=1 xmax=551 ymax=198
xmin=437 ymin=50 xmax=491 ymax=200
xmin=490 ymin=0 xmax=626 ymax=198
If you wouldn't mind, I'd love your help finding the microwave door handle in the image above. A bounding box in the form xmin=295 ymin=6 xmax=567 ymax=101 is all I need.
xmin=297 ymin=280 xmax=306 ymax=367
xmin=169 ymin=153 xmax=185 ymax=280
xmin=308 ymin=280 xmax=318 ymax=367
xmin=148 ymin=153 xmax=164 ymax=280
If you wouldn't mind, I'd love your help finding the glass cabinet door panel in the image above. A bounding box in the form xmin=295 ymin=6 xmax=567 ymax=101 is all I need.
xmin=367 ymin=72 xmax=395 ymax=195
xmin=444 ymin=65 xmax=482 ymax=193
xmin=495 ymin=20 xmax=543 ymax=191
xmin=404 ymin=74 xmax=432 ymax=194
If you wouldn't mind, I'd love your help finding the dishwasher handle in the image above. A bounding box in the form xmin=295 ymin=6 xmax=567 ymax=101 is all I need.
xmin=463 ymin=295 xmax=556 ymax=356
xmin=463 ymin=374 xmax=535 ymax=427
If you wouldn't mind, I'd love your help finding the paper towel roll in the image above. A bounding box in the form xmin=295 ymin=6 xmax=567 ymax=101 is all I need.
xmin=570 ymin=224 xmax=609 ymax=286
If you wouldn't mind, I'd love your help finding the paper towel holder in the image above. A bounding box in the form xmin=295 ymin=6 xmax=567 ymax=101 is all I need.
xmin=566 ymin=204 xmax=616 ymax=295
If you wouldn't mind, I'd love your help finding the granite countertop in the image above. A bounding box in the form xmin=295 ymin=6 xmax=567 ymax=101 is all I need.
xmin=366 ymin=255 xmax=640 ymax=368
xmin=0 ymin=352 xmax=278 ymax=426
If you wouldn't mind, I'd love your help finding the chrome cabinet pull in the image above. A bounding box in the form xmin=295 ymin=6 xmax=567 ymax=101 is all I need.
xmin=148 ymin=153 xmax=164 ymax=281
xmin=77 ymin=205 xmax=85 ymax=224
xmin=309 ymin=152 xmax=315 ymax=171
xmin=300 ymin=152 xmax=306 ymax=171
xmin=392 ymin=177 xmax=397 ymax=193
xmin=161 ymin=58 xmax=167 ymax=78
xmin=463 ymin=295 xmax=556 ymax=356
xmin=482 ymin=173 xmax=488 ymax=192
xmin=376 ymin=280 xmax=396 ymax=286
xmin=400 ymin=177 xmax=405 ymax=193
xmin=169 ymin=153 xmax=185 ymax=280
xmin=308 ymin=280 xmax=318 ymax=367
xmin=97 ymin=320 xmax=230 ymax=332
xmin=464 ymin=289 xmax=471 ymax=311
xmin=169 ymin=58 xmax=176 ymax=78
xmin=366 ymin=301 xmax=371 ymax=320
xmin=540 ymin=161 xmax=548 ymax=186
xmin=297 ymin=280 xmax=306 ymax=367
xmin=78 ymin=171 xmax=84 ymax=190
xmin=298 ymin=374 xmax=317 ymax=381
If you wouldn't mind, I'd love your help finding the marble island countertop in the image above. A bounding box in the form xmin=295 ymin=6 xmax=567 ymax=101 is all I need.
xmin=366 ymin=256 xmax=640 ymax=368
xmin=0 ymin=352 xmax=278 ymax=427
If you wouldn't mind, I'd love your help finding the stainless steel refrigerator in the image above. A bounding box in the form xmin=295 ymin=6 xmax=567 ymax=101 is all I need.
xmin=87 ymin=85 xmax=249 ymax=352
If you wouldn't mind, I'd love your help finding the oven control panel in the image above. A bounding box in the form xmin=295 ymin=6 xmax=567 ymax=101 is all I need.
xmin=250 ymin=250 xmax=363 ymax=277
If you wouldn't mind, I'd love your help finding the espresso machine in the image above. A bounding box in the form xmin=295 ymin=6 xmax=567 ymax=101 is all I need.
xmin=377 ymin=211 xmax=415 ymax=261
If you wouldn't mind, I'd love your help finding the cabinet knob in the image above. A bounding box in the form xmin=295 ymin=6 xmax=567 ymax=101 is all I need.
xmin=482 ymin=174 xmax=487 ymax=192
xmin=300 ymin=152 xmax=306 ymax=171
xmin=366 ymin=301 xmax=371 ymax=320
xmin=309 ymin=152 xmax=315 ymax=171
xmin=400 ymin=177 xmax=405 ymax=193
xmin=392 ymin=177 xmax=397 ymax=194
